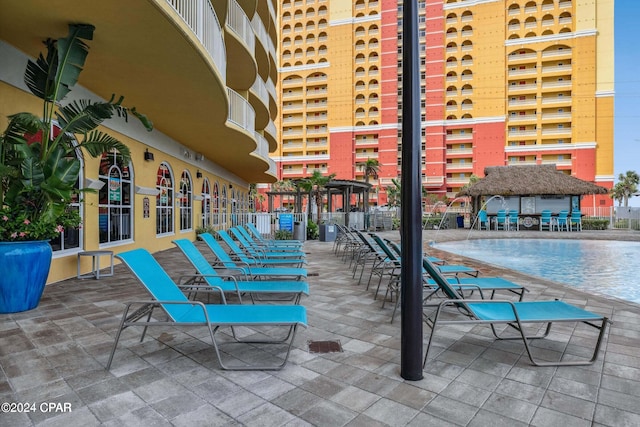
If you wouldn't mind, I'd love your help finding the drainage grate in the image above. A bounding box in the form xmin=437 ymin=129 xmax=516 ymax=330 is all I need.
xmin=308 ymin=340 xmax=343 ymax=354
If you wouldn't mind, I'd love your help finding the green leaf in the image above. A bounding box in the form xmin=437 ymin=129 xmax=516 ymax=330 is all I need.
xmin=43 ymin=145 xmax=80 ymax=189
xmin=20 ymin=157 xmax=45 ymax=188
xmin=24 ymin=39 xmax=58 ymax=101
xmin=53 ymin=24 xmax=95 ymax=102
xmin=79 ymin=130 xmax=131 ymax=163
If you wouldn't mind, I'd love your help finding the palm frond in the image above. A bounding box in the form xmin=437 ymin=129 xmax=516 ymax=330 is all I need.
xmin=53 ymin=24 xmax=95 ymax=102
xmin=79 ymin=130 xmax=131 ymax=162
xmin=24 ymin=39 xmax=58 ymax=101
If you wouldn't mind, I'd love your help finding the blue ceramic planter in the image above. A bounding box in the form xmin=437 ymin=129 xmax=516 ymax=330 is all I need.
xmin=0 ymin=240 xmax=52 ymax=313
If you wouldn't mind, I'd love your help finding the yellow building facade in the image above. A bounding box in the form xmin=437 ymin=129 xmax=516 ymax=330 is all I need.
xmin=1 ymin=0 xmax=279 ymax=282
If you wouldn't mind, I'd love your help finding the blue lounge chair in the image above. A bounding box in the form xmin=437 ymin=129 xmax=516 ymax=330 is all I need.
xmin=230 ymin=227 xmax=306 ymax=259
xmin=235 ymin=225 xmax=303 ymax=252
xmin=422 ymin=257 xmax=611 ymax=367
xmin=172 ymin=239 xmax=309 ymax=304
xmin=199 ymin=233 xmax=307 ymax=280
xmin=245 ymin=223 xmax=302 ymax=248
xmin=108 ymin=249 xmax=307 ymax=370
xmin=217 ymin=230 xmax=306 ymax=267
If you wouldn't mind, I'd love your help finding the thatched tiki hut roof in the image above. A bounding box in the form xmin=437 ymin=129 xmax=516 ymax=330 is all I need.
xmin=458 ymin=164 xmax=608 ymax=198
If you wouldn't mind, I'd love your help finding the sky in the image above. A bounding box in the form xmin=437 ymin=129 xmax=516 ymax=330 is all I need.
xmin=614 ymin=1 xmax=640 ymax=205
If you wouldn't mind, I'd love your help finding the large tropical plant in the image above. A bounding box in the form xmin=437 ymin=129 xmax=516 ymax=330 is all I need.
xmin=297 ymin=170 xmax=335 ymax=222
xmin=0 ymin=24 xmax=152 ymax=241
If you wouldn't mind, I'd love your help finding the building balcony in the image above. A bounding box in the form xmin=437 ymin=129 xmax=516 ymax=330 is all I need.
xmin=541 ymin=128 xmax=572 ymax=136
xmin=508 ymin=68 xmax=538 ymax=77
xmin=509 ymin=83 xmax=537 ymax=92
xmin=249 ymin=76 xmax=269 ymax=129
xmin=355 ymin=152 xmax=379 ymax=161
xmin=264 ymin=119 xmax=277 ymax=150
xmin=446 ymin=176 xmax=472 ymax=184
xmin=541 ymin=96 xmax=572 ymax=105
xmin=226 ymin=0 xmax=257 ymax=89
xmin=446 ymin=147 xmax=473 ymax=155
xmin=446 ymin=133 xmax=473 ymax=141
xmin=507 ymin=159 xmax=538 ymax=166
xmin=508 ymin=99 xmax=538 ymax=107
xmin=542 ymin=80 xmax=572 ymax=89
xmin=541 ymin=158 xmax=572 ymax=166
xmin=508 ymin=52 xmax=537 ymax=62
xmin=508 ymin=129 xmax=537 ymax=137
xmin=541 ymin=112 xmax=572 ymax=120
xmin=542 ymin=65 xmax=572 ymax=74
xmin=508 ymin=114 xmax=538 ymax=122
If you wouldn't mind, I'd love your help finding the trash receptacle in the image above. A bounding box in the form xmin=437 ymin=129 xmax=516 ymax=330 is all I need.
xmin=293 ymin=221 xmax=306 ymax=242
xmin=456 ymin=215 xmax=464 ymax=228
xmin=319 ymin=223 xmax=337 ymax=242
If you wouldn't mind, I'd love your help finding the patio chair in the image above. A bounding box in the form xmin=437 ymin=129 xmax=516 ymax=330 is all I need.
xmin=555 ymin=210 xmax=569 ymax=231
xmin=199 ymin=233 xmax=307 ymax=280
xmin=385 ymin=239 xmax=445 ymax=266
xmin=108 ymin=249 xmax=307 ymax=371
xmin=244 ymin=223 xmax=302 ymax=248
xmin=173 ymin=239 xmax=308 ymax=304
xmin=494 ymin=210 xmax=508 ymax=230
xmin=477 ymin=210 xmax=490 ymax=230
xmin=539 ymin=210 xmax=553 ymax=231
xmin=217 ymin=230 xmax=306 ymax=267
xmin=236 ymin=225 xmax=303 ymax=251
xmin=507 ymin=210 xmax=520 ymax=231
xmin=229 ymin=227 xmax=306 ymax=259
xmin=570 ymin=210 xmax=582 ymax=232
xmin=422 ymin=257 xmax=611 ymax=367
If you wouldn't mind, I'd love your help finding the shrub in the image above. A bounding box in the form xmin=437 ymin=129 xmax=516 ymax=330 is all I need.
xmin=195 ymin=225 xmax=216 ymax=239
xmin=275 ymin=229 xmax=293 ymax=240
xmin=582 ymin=218 xmax=609 ymax=230
xmin=307 ymin=220 xmax=319 ymax=240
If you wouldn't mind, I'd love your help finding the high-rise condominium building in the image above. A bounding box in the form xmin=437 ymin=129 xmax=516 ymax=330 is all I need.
xmin=275 ymin=0 xmax=614 ymax=209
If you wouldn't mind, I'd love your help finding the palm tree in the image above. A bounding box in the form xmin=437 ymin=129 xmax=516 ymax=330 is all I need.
xmin=610 ymin=171 xmax=639 ymax=207
xmin=297 ymin=170 xmax=335 ymax=222
xmin=386 ymin=178 xmax=401 ymax=208
xmin=358 ymin=158 xmax=379 ymax=226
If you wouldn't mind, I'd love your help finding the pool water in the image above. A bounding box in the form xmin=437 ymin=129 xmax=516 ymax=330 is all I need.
xmin=432 ymin=239 xmax=640 ymax=304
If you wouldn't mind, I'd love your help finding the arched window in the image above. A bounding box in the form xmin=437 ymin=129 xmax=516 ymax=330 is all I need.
xmin=212 ymin=182 xmax=219 ymax=226
xmin=221 ymin=185 xmax=228 ymax=225
xmin=179 ymin=171 xmax=192 ymax=231
xmin=202 ymin=178 xmax=211 ymax=227
xmin=156 ymin=163 xmax=174 ymax=235
xmin=98 ymin=150 xmax=133 ymax=244
xmin=231 ymin=188 xmax=238 ymax=226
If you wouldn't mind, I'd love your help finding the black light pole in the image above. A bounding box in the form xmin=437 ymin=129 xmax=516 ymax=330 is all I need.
xmin=400 ymin=0 xmax=424 ymax=380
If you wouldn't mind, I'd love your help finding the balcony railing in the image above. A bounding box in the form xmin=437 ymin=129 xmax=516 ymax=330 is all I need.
xmin=542 ymin=80 xmax=572 ymax=89
xmin=251 ymin=77 xmax=269 ymax=107
xmin=508 ymin=114 xmax=537 ymax=121
xmin=227 ymin=0 xmax=255 ymax=55
xmin=252 ymin=132 xmax=270 ymax=160
xmin=541 ymin=96 xmax=572 ymax=104
xmin=227 ymin=88 xmax=256 ymax=134
xmin=542 ymin=65 xmax=572 ymax=74
xmin=251 ymin=14 xmax=269 ymax=52
xmin=446 ymin=133 xmax=473 ymax=140
xmin=508 ymin=129 xmax=537 ymax=136
xmin=166 ymin=0 xmax=226 ymax=81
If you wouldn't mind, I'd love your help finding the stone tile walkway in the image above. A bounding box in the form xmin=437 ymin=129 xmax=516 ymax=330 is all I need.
xmin=1 ymin=229 xmax=639 ymax=426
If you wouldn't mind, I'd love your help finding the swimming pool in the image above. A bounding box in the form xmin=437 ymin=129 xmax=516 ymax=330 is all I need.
xmin=432 ymin=239 xmax=640 ymax=304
